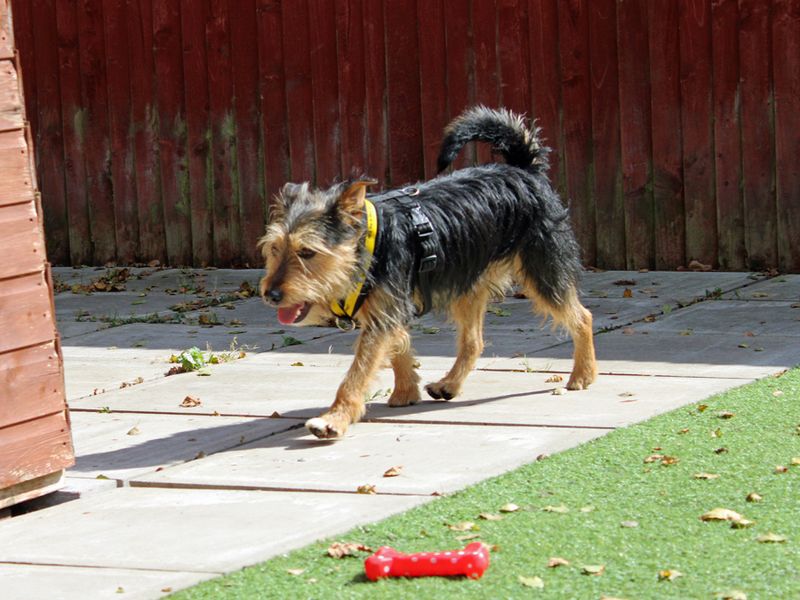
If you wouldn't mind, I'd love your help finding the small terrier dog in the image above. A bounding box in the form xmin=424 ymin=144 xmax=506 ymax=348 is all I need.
xmin=260 ymin=107 xmax=597 ymax=439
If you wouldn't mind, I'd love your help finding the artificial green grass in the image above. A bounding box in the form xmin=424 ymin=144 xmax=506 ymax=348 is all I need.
xmin=172 ymin=368 xmax=800 ymax=599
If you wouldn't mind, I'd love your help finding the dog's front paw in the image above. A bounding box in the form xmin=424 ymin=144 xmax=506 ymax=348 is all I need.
xmin=425 ymin=380 xmax=459 ymax=401
xmin=388 ymin=386 xmax=421 ymax=407
xmin=566 ymin=365 xmax=598 ymax=390
xmin=305 ymin=417 xmax=346 ymax=439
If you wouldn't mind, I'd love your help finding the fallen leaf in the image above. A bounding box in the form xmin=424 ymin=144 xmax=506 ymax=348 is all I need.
xmin=545 ymin=374 xmax=563 ymax=383
xmin=746 ymin=492 xmax=763 ymax=503
xmin=552 ymin=387 xmax=566 ymax=396
xmin=730 ymin=519 xmax=755 ymax=529
xmin=580 ymin=505 xmax=595 ymax=513
xmin=448 ymin=521 xmax=478 ymax=532
xmin=775 ymin=465 xmax=789 ymax=474
xmin=356 ymin=484 xmax=377 ymax=495
xmin=499 ymin=503 xmax=520 ymax=513
xmin=711 ymin=428 xmax=723 ymax=438
xmin=116 ymin=587 xmax=125 ymax=594
xmin=619 ymin=392 xmax=635 ymax=398
xmin=715 ymin=447 xmax=729 ymax=454
xmin=738 ymin=342 xmax=750 ymax=349
xmin=700 ymin=508 xmax=744 ymax=522
xmin=548 ymin=557 xmax=570 ymax=568
xmin=718 ymin=411 xmax=735 ymax=419
xmin=455 ymin=533 xmax=481 ymax=541
xmin=694 ymin=473 xmax=721 ymax=480
xmin=287 ymin=568 xmax=305 ymax=576
xmin=479 ymin=513 xmax=503 ymax=521
xmin=327 ymin=542 xmax=373 ymax=558
xmin=160 ymin=588 xmax=172 ymax=593
xmin=697 ymin=404 xmax=709 ymax=413
xmin=620 ymin=520 xmax=639 ymax=528
xmin=679 ymin=329 xmax=693 ymax=336
xmin=678 ymin=428 xmax=690 ymax=434
xmin=688 ymin=259 xmax=712 ymax=271
xmin=290 ymin=361 xmax=304 ymax=367
xmin=658 ymin=569 xmax=683 ymax=581
xmin=773 ymin=390 xmax=784 ymax=397
xmin=791 ymin=457 xmax=800 ymax=466
xmin=581 ymin=564 xmax=605 ymax=576
xmin=383 ymin=466 xmax=403 ymax=478
xmin=542 ymin=505 xmax=569 ymax=514
xmin=613 ymin=279 xmax=637 ymax=286
xmin=180 ymin=395 xmax=202 ymax=408
xmin=716 ymin=591 xmax=747 ymax=600
xmin=623 ymin=288 xmax=633 ymax=298
xmin=622 ymin=327 xmax=636 ymax=335
xmin=126 ymin=426 xmax=141 ymax=436
xmin=518 ymin=575 xmax=544 ymax=589
xmin=756 ymin=533 xmax=787 ymax=543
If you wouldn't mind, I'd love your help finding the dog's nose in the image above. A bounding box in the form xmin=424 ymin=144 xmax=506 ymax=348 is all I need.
xmin=267 ymin=288 xmax=283 ymax=304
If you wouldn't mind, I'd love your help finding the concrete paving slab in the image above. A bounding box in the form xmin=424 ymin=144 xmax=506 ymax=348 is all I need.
xmin=62 ymin=347 xmax=172 ymax=400
xmin=52 ymin=267 xmax=262 ymax=295
xmin=132 ymin=422 xmax=606 ymax=495
xmin=68 ymin=411 xmax=300 ymax=482
xmin=0 ymin=563 xmax=215 ymax=600
xmin=642 ymin=300 xmax=800 ymax=337
xmin=56 ymin=319 xmax=110 ymax=339
xmin=0 ymin=487 xmax=426 ymax=572
xmin=721 ymin=274 xmax=800 ymax=301
xmin=55 ymin=291 xmax=191 ymax=321
xmin=580 ymin=270 xmax=760 ymax=303
xmin=486 ymin=330 xmax=798 ymax=379
xmin=363 ymin=371 xmax=744 ymax=428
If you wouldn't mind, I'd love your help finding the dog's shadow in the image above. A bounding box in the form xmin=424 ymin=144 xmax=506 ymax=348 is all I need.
xmin=70 ymin=387 xmax=552 ymax=477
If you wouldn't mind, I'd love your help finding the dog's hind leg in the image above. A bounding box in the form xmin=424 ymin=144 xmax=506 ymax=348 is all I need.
xmin=519 ymin=276 xmax=597 ymax=390
xmin=387 ymin=328 xmax=422 ymax=407
xmin=306 ymin=326 xmax=401 ymax=439
xmin=425 ymin=287 xmax=490 ymax=400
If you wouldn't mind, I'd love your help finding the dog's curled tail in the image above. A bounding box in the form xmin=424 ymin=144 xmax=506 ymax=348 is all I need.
xmin=437 ymin=106 xmax=549 ymax=174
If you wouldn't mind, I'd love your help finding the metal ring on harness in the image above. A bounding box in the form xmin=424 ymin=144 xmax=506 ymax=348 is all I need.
xmin=334 ymin=316 xmax=357 ymax=331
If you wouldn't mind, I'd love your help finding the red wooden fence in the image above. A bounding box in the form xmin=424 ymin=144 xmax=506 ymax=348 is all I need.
xmin=10 ymin=0 xmax=800 ymax=271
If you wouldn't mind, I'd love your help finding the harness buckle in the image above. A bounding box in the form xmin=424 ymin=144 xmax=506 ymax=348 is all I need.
xmin=419 ymin=254 xmax=438 ymax=273
xmin=334 ymin=316 xmax=356 ymax=331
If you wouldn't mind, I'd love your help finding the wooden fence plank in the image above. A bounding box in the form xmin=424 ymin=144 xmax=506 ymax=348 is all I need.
xmin=362 ymin=0 xmax=387 ymax=184
xmin=0 ymin=128 xmax=34 ymax=206
xmin=589 ymin=0 xmax=624 ymax=269
xmin=679 ymin=0 xmax=717 ymax=266
xmin=0 ymin=59 xmax=23 ymax=130
xmin=772 ymin=0 xmax=800 ymax=272
xmin=180 ymin=0 xmax=212 ymax=267
xmin=558 ymin=0 xmax=595 ymax=265
xmin=153 ymin=0 xmax=192 ymax=265
xmin=256 ymin=0 xmax=290 ymax=216
xmin=0 ymin=271 xmax=53 ymax=354
xmin=417 ymin=0 xmax=447 ymax=179
xmin=0 ymin=410 xmax=73 ymax=489
xmin=711 ymin=0 xmax=745 ymax=269
xmin=55 ymin=1 xmax=91 ymax=265
xmin=528 ymin=0 xmax=564 ymax=193
xmin=0 ymin=342 xmax=63 ymax=429
xmin=127 ymin=0 xmax=165 ymax=264
xmin=471 ymin=0 xmax=497 ymax=165
xmin=103 ymin=0 xmax=138 ymax=263
xmin=31 ymin=0 xmax=68 ymax=264
xmin=617 ymin=0 xmax=653 ymax=269
xmin=443 ymin=5 xmax=473 ymax=169
xmin=0 ymin=200 xmax=43 ymax=278
xmin=206 ymin=0 xmax=238 ymax=265
xmin=335 ymin=0 xmax=367 ymax=175
xmin=738 ymin=0 xmax=776 ymax=270
xmin=497 ymin=0 xmax=530 ymax=115
xmin=229 ymin=0 xmax=263 ymax=266
xmin=282 ymin=0 xmax=315 ymax=183
xmin=308 ymin=0 xmax=341 ymax=187
xmin=648 ymin=0 xmax=685 ymax=269
xmin=385 ymin=0 xmax=423 ymax=186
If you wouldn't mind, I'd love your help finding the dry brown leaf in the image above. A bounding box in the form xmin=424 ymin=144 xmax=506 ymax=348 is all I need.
xmin=479 ymin=513 xmax=503 ymax=521
xmin=697 ymin=404 xmax=709 ymax=412
xmin=499 ymin=503 xmax=520 ymax=513
xmin=581 ymin=564 xmax=605 ymax=576
xmin=622 ymin=288 xmax=633 ymax=298
xmin=180 ymin=395 xmax=202 ymax=408
xmin=791 ymin=457 xmax=800 ymax=466
xmin=356 ymin=484 xmax=377 ymax=495
xmin=746 ymin=492 xmax=763 ymax=503
xmin=326 ymin=541 xmax=373 ymax=558
xmin=730 ymin=519 xmax=755 ymax=529
xmin=644 ymin=453 xmax=664 ymax=463
xmin=775 ymin=465 xmax=789 ymax=474
xmin=542 ymin=505 xmax=569 ymax=514
xmin=552 ymin=387 xmax=566 ymax=396
xmin=448 ymin=521 xmax=478 ymax=532
xmin=700 ymin=508 xmax=744 ymax=522
xmin=547 ymin=557 xmax=570 ymax=568
xmin=756 ymin=533 xmax=787 ymax=543
xmin=694 ymin=473 xmax=721 ymax=480
xmin=658 ymin=569 xmax=683 ymax=581
xmin=383 ymin=465 xmax=403 ymax=478
xmin=678 ymin=428 xmax=690 ymax=434
xmin=126 ymin=426 xmax=141 ymax=436
xmin=718 ymin=411 xmax=736 ymax=419
xmin=545 ymin=374 xmax=563 ymax=383
xmin=688 ymin=259 xmax=712 ymax=271
xmin=286 ymin=568 xmax=305 ymax=576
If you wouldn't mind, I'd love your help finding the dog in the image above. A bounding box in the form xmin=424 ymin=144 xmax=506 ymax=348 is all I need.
xmin=259 ymin=106 xmax=597 ymax=439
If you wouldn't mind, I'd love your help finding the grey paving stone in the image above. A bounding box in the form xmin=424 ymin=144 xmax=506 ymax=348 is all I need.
xmin=721 ymin=274 xmax=800 ymax=301
xmin=642 ymin=300 xmax=800 ymax=337
xmin=0 ymin=487 xmax=425 ymax=572
xmin=0 ymin=563 xmax=215 ymax=600
xmin=55 ymin=292 xmax=190 ymax=321
xmin=580 ymin=270 xmax=760 ymax=303
xmin=56 ymin=319 xmax=110 ymax=339
xmin=68 ymin=411 xmax=300 ymax=482
xmin=52 ymin=267 xmax=261 ymax=295
xmin=132 ymin=422 xmax=606 ymax=495
xmin=62 ymin=348 xmax=172 ymax=400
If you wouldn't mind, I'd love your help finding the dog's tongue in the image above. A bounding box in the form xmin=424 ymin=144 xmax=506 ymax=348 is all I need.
xmin=277 ymin=304 xmax=304 ymax=325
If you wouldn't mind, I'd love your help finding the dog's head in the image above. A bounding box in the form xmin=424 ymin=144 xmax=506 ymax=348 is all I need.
xmin=258 ymin=179 xmax=376 ymax=325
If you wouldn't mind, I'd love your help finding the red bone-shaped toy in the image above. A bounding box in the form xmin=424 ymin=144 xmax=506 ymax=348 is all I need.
xmin=364 ymin=542 xmax=490 ymax=581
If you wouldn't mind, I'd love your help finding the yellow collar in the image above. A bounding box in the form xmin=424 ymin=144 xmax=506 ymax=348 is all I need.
xmin=330 ymin=199 xmax=378 ymax=321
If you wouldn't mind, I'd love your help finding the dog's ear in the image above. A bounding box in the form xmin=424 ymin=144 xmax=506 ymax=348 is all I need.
xmin=269 ymin=182 xmax=309 ymax=223
xmin=337 ymin=179 xmax=377 ymax=220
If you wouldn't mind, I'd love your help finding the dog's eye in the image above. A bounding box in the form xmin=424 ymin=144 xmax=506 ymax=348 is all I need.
xmin=297 ymin=248 xmax=317 ymax=260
